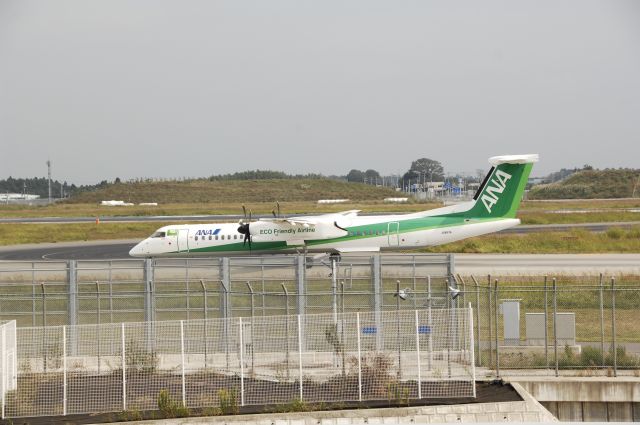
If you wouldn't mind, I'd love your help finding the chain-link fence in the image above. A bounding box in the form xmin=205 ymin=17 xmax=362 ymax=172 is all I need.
xmin=1 ymin=308 xmax=474 ymax=418
xmin=1 ymin=256 xmax=639 ymax=380
xmin=0 ymin=255 xmax=453 ymax=326
xmin=454 ymin=274 xmax=640 ymax=377
xmin=0 ymin=320 xmax=17 ymax=418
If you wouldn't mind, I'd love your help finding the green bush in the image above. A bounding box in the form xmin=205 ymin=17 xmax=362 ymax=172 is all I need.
xmin=157 ymin=389 xmax=189 ymax=418
xmin=606 ymin=227 xmax=624 ymax=239
xmin=218 ymin=388 xmax=239 ymax=415
xmin=580 ymin=346 xmax=604 ymax=367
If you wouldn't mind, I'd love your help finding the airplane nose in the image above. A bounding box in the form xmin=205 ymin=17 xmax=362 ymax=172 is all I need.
xmin=129 ymin=241 xmax=146 ymax=257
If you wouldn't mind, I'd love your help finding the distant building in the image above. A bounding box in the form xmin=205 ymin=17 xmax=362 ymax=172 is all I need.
xmin=0 ymin=193 xmax=40 ymax=201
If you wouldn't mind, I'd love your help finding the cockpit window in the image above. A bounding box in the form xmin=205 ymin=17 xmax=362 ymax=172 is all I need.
xmin=151 ymin=231 xmax=166 ymax=238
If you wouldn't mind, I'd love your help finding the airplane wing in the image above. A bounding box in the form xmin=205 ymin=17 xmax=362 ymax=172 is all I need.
xmin=259 ymin=210 xmax=360 ymax=226
xmin=258 ymin=217 xmax=317 ymax=226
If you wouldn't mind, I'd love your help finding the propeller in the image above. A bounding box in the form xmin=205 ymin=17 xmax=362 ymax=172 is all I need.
xmin=272 ymin=201 xmax=281 ymax=218
xmin=237 ymin=206 xmax=252 ymax=251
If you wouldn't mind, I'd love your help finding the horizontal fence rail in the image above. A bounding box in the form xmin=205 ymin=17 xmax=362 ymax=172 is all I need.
xmin=1 ymin=309 xmax=474 ymax=418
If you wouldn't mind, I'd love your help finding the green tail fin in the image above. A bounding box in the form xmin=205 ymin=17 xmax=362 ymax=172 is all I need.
xmin=465 ymin=155 xmax=537 ymax=219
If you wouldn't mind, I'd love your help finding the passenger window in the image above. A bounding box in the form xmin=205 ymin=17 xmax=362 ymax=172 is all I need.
xmin=209 ymin=235 xmax=212 ymax=240
xmin=195 ymin=236 xmax=198 ymax=241
xmin=215 ymin=235 xmax=219 ymax=240
xmin=234 ymin=234 xmax=237 ymax=240
xmin=369 ymin=230 xmax=373 ymax=235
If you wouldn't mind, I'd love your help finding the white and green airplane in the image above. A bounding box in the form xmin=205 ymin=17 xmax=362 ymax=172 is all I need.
xmin=129 ymin=154 xmax=537 ymax=257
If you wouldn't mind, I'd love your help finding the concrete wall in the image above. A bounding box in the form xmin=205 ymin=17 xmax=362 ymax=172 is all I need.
xmin=510 ymin=377 xmax=640 ymax=422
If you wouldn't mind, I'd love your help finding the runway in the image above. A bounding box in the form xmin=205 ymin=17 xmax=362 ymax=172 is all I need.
xmin=0 ymin=239 xmax=639 ymax=274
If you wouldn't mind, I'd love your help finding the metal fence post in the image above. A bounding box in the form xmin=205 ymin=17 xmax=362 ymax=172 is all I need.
xmin=447 ymin=253 xmax=455 ymax=289
xmin=68 ymin=260 xmax=77 ymax=327
xmin=41 ymin=283 xmax=47 ymax=372
xmin=471 ymin=275 xmax=481 ymax=367
xmin=544 ymin=275 xmax=549 ymax=368
xmin=221 ymin=258 xmax=231 ymax=371
xmin=220 ymin=257 xmax=231 ymax=319
xmin=487 ymin=274 xmax=493 ymax=369
xmin=427 ymin=276 xmax=433 ymax=371
xmin=371 ymin=255 xmax=382 ymax=350
xmin=494 ymin=279 xmax=499 ymax=378
xmin=32 ymin=262 xmax=36 ymax=327
xmin=468 ymin=303 xmax=476 ymax=398
xmin=356 ymin=312 xmax=362 ymax=402
xmin=63 ymin=325 xmax=67 ymax=416
xmin=200 ymin=280 xmax=208 ymax=368
xmin=143 ymin=259 xmax=155 ymax=354
xmin=96 ymin=281 xmax=101 ymax=374
xmin=296 ymin=255 xmax=306 ymax=317
xmin=239 ymin=317 xmax=245 ymax=406
xmin=246 ymin=282 xmax=255 ymax=371
xmin=281 ymin=283 xmax=290 ymax=380
xmin=599 ymin=273 xmax=605 ymax=368
xmin=552 ymin=278 xmax=558 ymax=377
xmin=67 ymin=261 xmax=77 ymax=356
xmin=396 ymin=280 xmax=402 ymax=379
xmin=414 ymin=310 xmax=422 ymax=399
xmin=180 ymin=320 xmax=186 ymax=407
xmin=143 ymin=259 xmax=154 ymax=322
xmin=611 ymin=277 xmax=617 ymax=377
xmin=297 ymin=314 xmax=303 ymax=401
xmin=1 ymin=324 xmax=4 ymax=419
xmin=121 ymin=323 xmax=126 ymax=411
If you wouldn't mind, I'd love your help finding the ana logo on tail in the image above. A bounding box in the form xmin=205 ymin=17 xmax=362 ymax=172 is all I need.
xmin=481 ymin=170 xmax=512 ymax=213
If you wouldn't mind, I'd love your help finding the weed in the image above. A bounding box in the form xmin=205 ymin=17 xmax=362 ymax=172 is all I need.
xmin=266 ymin=398 xmax=310 ymax=413
xmin=606 ymin=227 xmax=624 ymax=239
xmin=349 ymin=352 xmax=393 ymax=398
xmin=157 ymin=389 xmax=189 ymax=418
xmin=118 ymin=409 xmax=143 ymax=421
xmin=386 ymin=381 xmax=410 ymax=406
xmin=218 ymin=388 xmax=239 ymax=415
xmin=201 ymin=406 xmax=222 ymax=416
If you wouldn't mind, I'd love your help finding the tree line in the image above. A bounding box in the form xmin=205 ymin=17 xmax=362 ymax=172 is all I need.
xmin=346 ymin=157 xmax=446 ymax=184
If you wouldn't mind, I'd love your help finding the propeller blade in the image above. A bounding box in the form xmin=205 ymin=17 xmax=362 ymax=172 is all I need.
xmin=277 ymin=201 xmax=280 ymax=218
xmin=242 ymin=205 xmax=247 ymax=220
xmin=272 ymin=210 xmax=276 ymax=218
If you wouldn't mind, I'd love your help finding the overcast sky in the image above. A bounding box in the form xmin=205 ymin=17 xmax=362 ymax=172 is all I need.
xmin=1 ymin=0 xmax=639 ymax=184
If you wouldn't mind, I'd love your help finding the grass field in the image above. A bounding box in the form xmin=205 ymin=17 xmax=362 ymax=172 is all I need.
xmin=1 ymin=198 xmax=639 ymax=220
xmin=0 ymin=200 xmax=442 ymax=218
xmin=1 ymin=198 xmax=639 ymax=248
xmin=67 ymin=178 xmax=401 ymax=204
xmin=423 ymin=227 xmax=640 ymax=254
